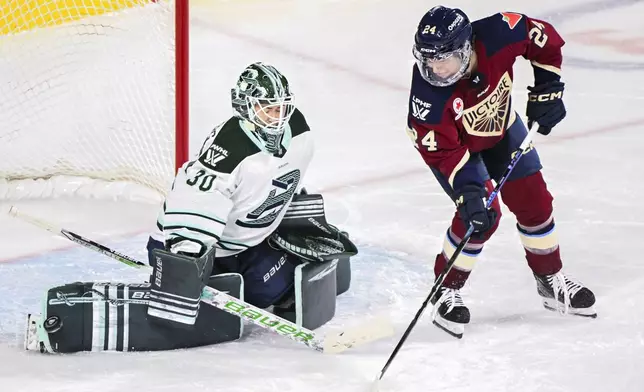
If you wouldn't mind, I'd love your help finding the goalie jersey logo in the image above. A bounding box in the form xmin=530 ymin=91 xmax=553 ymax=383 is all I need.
xmin=237 ymin=170 xmax=301 ymax=228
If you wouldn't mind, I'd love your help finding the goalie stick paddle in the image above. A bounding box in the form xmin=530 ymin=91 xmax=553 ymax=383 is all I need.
xmin=374 ymin=123 xmax=540 ymax=382
xmin=8 ymin=206 xmax=394 ymax=354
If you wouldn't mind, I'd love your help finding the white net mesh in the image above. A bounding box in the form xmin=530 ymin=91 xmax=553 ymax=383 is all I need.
xmin=0 ymin=0 xmax=177 ymax=200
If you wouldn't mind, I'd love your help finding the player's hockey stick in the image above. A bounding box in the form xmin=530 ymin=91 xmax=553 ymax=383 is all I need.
xmin=375 ymin=123 xmax=540 ymax=382
xmin=8 ymin=207 xmax=394 ymax=354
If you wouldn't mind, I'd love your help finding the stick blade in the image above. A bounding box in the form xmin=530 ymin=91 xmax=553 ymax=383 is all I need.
xmin=323 ymin=316 xmax=394 ymax=354
xmin=370 ymin=376 xmax=382 ymax=392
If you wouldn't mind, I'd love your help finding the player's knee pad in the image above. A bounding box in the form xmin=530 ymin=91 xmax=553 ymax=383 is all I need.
xmin=501 ymin=171 xmax=554 ymax=226
xmin=273 ymin=259 xmax=339 ymax=330
xmin=36 ymin=275 xmax=243 ymax=354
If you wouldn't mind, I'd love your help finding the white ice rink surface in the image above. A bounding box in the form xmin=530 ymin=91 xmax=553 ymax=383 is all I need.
xmin=2 ymin=0 xmax=644 ymax=391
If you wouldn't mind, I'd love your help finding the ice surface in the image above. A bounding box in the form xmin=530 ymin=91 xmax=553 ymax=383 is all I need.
xmin=1 ymin=0 xmax=643 ymax=391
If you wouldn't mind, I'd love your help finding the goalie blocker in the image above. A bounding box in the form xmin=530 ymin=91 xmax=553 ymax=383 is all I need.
xmin=27 ymin=193 xmax=357 ymax=353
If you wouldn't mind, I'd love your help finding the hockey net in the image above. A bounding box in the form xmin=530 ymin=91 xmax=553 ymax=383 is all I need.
xmin=0 ymin=0 xmax=188 ymax=202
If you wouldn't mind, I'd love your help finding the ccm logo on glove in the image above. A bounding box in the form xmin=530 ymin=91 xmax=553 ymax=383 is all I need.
xmin=528 ymin=91 xmax=563 ymax=102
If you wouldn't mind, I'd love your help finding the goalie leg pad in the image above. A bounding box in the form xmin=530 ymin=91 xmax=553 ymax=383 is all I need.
xmin=274 ymin=260 xmax=338 ymax=330
xmin=335 ymin=256 xmax=351 ymax=296
xmin=32 ymin=276 xmax=243 ymax=353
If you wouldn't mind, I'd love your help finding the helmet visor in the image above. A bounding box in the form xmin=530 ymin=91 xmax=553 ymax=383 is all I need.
xmin=413 ymin=41 xmax=471 ymax=87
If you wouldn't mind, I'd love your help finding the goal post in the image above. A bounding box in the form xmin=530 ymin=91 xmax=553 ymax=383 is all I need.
xmin=0 ymin=0 xmax=189 ymax=201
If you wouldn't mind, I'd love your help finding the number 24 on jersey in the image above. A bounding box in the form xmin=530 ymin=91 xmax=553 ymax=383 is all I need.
xmin=406 ymin=126 xmax=438 ymax=152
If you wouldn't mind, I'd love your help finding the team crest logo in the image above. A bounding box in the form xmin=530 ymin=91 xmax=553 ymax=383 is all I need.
xmin=461 ymin=72 xmax=512 ymax=137
xmin=236 ymin=170 xmax=301 ymax=228
xmin=500 ymin=12 xmax=523 ymax=29
xmin=453 ymin=98 xmax=464 ymax=121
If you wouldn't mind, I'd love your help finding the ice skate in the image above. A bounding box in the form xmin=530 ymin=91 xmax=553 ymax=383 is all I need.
xmin=431 ymin=286 xmax=470 ymax=338
xmin=24 ymin=314 xmax=56 ymax=353
xmin=24 ymin=314 xmax=40 ymax=351
xmin=534 ymin=272 xmax=597 ymax=318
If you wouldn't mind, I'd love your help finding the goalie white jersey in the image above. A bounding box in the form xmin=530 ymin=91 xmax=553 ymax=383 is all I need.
xmin=152 ymin=109 xmax=314 ymax=257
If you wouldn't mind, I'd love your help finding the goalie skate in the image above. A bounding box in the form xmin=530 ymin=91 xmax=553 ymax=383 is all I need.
xmin=431 ymin=287 xmax=470 ymax=339
xmin=24 ymin=314 xmax=55 ymax=353
xmin=535 ymin=272 xmax=597 ymax=318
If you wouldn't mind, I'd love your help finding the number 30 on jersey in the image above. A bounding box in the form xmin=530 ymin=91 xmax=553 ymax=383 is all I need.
xmin=406 ymin=126 xmax=438 ymax=152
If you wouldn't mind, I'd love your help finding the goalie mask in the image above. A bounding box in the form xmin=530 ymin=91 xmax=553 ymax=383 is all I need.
xmin=231 ymin=62 xmax=295 ymax=154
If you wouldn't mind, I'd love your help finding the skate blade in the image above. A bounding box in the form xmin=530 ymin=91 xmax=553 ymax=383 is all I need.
xmin=432 ymin=316 xmax=464 ymax=339
xmin=542 ymin=299 xmax=597 ymax=318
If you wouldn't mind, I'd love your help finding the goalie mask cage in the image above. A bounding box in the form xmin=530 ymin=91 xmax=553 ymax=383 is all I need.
xmin=0 ymin=0 xmax=189 ymax=200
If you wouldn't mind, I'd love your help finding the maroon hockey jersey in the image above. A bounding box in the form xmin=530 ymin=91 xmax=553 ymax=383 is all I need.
xmin=407 ymin=12 xmax=564 ymax=189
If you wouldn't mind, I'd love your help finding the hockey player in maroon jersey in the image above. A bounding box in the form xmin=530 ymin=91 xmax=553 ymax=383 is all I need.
xmin=406 ymin=6 xmax=596 ymax=338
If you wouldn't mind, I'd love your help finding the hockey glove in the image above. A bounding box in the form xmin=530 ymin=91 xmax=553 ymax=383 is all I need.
xmin=526 ymin=80 xmax=566 ymax=135
xmin=455 ymin=185 xmax=497 ymax=238
xmin=166 ymin=236 xmax=207 ymax=258
xmin=270 ymin=192 xmax=358 ymax=262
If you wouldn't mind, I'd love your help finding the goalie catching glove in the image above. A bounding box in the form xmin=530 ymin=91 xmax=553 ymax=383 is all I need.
xmin=269 ymin=192 xmax=357 ymax=262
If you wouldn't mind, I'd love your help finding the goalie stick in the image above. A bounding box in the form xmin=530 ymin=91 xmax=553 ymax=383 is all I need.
xmin=8 ymin=206 xmax=393 ymax=354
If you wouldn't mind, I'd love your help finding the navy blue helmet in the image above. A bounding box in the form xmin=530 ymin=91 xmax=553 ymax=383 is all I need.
xmin=413 ymin=6 xmax=473 ymax=87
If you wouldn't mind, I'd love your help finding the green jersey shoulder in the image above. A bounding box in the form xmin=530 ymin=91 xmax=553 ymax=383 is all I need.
xmin=196 ymin=108 xmax=310 ymax=174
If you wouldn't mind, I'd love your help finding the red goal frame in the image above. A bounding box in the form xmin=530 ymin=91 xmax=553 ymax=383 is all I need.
xmin=175 ymin=0 xmax=189 ymax=170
